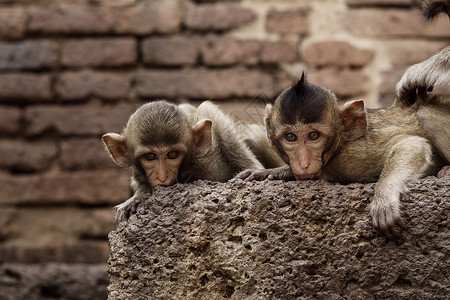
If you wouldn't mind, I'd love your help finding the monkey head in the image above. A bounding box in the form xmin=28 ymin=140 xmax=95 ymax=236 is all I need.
xmin=102 ymin=100 xmax=212 ymax=188
xmin=265 ymin=72 xmax=367 ymax=180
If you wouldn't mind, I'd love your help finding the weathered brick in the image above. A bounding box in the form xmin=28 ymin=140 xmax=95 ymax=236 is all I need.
xmin=201 ymin=38 xmax=260 ymax=66
xmin=384 ymin=40 xmax=447 ymax=66
xmin=60 ymin=138 xmax=118 ymax=170
xmin=302 ymin=40 xmax=374 ymax=67
xmin=201 ymin=38 xmax=297 ymax=65
xmin=28 ymin=4 xmax=112 ymax=34
xmin=142 ymin=37 xmax=200 ymax=66
xmin=0 ymin=7 xmax=26 ymax=39
xmin=346 ymin=0 xmax=411 ymax=5
xmin=0 ymin=241 xmax=109 ymax=263
xmin=0 ymin=140 xmax=57 ymax=172
xmin=24 ymin=103 xmax=137 ymax=136
xmin=56 ymin=71 xmax=132 ymax=101
xmin=343 ymin=9 xmax=450 ymax=37
xmin=379 ymin=69 xmax=404 ymax=95
xmin=0 ymin=106 xmax=21 ymax=135
xmin=185 ymin=3 xmax=256 ymax=31
xmin=0 ymin=73 xmax=52 ymax=101
xmin=136 ymin=68 xmax=280 ymax=99
xmin=266 ymin=7 xmax=310 ymax=34
xmin=308 ymin=68 xmax=369 ymax=97
xmin=5 ymin=207 xmax=114 ymax=244
xmin=0 ymin=40 xmax=59 ymax=71
xmin=260 ymin=40 xmax=298 ymax=64
xmin=0 ymin=170 xmax=130 ymax=205
xmin=28 ymin=0 xmax=181 ymax=35
xmin=114 ymin=0 xmax=181 ymax=34
xmin=62 ymin=38 xmax=137 ymax=67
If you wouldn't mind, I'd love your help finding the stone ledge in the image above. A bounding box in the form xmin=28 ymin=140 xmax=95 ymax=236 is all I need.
xmin=108 ymin=177 xmax=449 ymax=299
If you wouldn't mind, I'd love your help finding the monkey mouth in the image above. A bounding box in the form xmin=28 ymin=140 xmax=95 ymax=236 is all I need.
xmin=295 ymin=171 xmax=321 ymax=180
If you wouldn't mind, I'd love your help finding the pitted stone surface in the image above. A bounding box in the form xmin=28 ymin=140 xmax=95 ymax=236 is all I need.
xmin=108 ymin=177 xmax=449 ymax=299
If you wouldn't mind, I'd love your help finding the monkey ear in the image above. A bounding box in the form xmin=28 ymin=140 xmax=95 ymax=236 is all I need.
xmin=339 ymin=100 xmax=367 ymax=141
xmin=102 ymin=133 xmax=133 ymax=168
xmin=192 ymin=119 xmax=212 ymax=158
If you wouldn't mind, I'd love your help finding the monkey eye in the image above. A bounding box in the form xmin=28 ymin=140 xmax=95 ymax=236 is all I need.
xmin=285 ymin=133 xmax=298 ymax=142
xmin=167 ymin=151 xmax=179 ymax=159
xmin=143 ymin=153 xmax=157 ymax=161
xmin=307 ymin=131 xmax=321 ymax=141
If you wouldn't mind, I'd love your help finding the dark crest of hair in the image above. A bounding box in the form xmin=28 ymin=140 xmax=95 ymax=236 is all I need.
xmin=279 ymin=72 xmax=329 ymax=125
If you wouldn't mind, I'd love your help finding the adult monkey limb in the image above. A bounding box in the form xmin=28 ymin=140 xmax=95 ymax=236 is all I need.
xmin=239 ymin=73 xmax=446 ymax=238
xmin=103 ymin=100 xmax=284 ymax=223
xmin=395 ymin=0 xmax=450 ymax=173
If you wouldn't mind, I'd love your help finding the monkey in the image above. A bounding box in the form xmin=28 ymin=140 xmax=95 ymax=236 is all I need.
xmin=395 ymin=0 xmax=450 ymax=174
xmin=103 ymin=100 xmax=284 ymax=223
xmin=238 ymin=72 xmax=447 ymax=238
xmin=412 ymin=0 xmax=450 ymax=20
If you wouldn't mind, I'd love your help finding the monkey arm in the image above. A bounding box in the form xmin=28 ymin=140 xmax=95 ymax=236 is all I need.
xmin=235 ymin=165 xmax=295 ymax=181
xmin=370 ymin=135 xmax=436 ymax=238
xmin=395 ymin=46 xmax=450 ymax=106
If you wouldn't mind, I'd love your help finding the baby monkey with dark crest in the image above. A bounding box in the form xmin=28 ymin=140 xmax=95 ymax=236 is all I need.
xmin=239 ymin=72 xmax=448 ymax=238
xmin=103 ymin=100 xmax=284 ymax=223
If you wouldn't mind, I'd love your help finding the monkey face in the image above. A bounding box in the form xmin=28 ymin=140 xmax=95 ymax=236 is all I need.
xmin=275 ymin=123 xmax=332 ymax=180
xmin=137 ymin=144 xmax=188 ymax=187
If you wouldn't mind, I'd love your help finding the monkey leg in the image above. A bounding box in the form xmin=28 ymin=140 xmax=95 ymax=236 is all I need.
xmin=370 ymin=135 xmax=435 ymax=239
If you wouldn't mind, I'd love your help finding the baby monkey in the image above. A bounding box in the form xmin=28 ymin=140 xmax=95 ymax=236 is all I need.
xmin=103 ymin=100 xmax=284 ymax=223
xmin=239 ymin=73 xmax=447 ymax=238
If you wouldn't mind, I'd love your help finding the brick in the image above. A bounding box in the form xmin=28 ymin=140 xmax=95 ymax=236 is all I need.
xmin=5 ymin=207 xmax=114 ymax=244
xmin=28 ymin=0 xmax=181 ymax=35
xmin=0 ymin=170 xmax=130 ymax=205
xmin=343 ymin=9 xmax=450 ymax=37
xmin=201 ymin=38 xmax=260 ymax=66
xmin=62 ymin=38 xmax=137 ymax=67
xmin=0 ymin=106 xmax=21 ymax=135
xmin=201 ymin=38 xmax=297 ymax=65
xmin=28 ymin=4 xmax=112 ymax=34
xmin=142 ymin=37 xmax=200 ymax=66
xmin=136 ymin=68 xmax=280 ymax=99
xmin=0 ymin=73 xmax=52 ymax=101
xmin=383 ymin=40 xmax=447 ymax=67
xmin=114 ymin=0 xmax=181 ymax=34
xmin=266 ymin=7 xmax=310 ymax=34
xmin=308 ymin=68 xmax=369 ymax=97
xmin=0 ymin=208 xmax=16 ymax=240
xmin=0 ymin=40 xmax=59 ymax=71
xmin=60 ymin=138 xmax=118 ymax=170
xmin=56 ymin=71 xmax=132 ymax=101
xmin=185 ymin=3 xmax=256 ymax=31
xmin=379 ymin=69 xmax=404 ymax=95
xmin=0 ymin=241 xmax=109 ymax=263
xmin=302 ymin=40 xmax=374 ymax=67
xmin=0 ymin=7 xmax=26 ymax=39
xmin=0 ymin=140 xmax=57 ymax=172
xmin=24 ymin=103 xmax=137 ymax=136
xmin=260 ymin=40 xmax=298 ymax=64
xmin=346 ymin=0 xmax=411 ymax=5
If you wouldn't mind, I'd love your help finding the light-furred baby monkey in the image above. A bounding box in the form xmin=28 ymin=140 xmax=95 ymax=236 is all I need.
xmin=103 ymin=100 xmax=284 ymax=223
xmin=239 ymin=73 xmax=447 ymax=238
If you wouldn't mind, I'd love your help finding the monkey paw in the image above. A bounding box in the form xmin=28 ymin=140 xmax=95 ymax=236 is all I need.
xmin=370 ymin=203 xmax=406 ymax=239
xmin=114 ymin=197 xmax=141 ymax=224
xmin=235 ymin=169 xmax=275 ymax=181
xmin=437 ymin=165 xmax=450 ymax=178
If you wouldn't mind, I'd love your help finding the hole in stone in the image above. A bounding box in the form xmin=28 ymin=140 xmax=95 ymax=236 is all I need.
xmin=244 ymin=245 xmax=252 ymax=251
xmin=200 ymin=274 xmax=209 ymax=286
xmin=258 ymin=232 xmax=267 ymax=241
xmin=224 ymin=285 xmax=235 ymax=298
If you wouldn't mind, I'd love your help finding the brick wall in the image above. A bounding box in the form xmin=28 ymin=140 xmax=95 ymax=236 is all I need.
xmin=0 ymin=0 xmax=448 ymax=266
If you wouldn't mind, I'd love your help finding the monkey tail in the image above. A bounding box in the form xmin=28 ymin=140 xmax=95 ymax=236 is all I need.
xmin=414 ymin=0 xmax=450 ymax=21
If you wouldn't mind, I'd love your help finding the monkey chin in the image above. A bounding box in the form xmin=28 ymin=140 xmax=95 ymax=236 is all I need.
xmin=295 ymin=171 xmax=321 ymax=181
